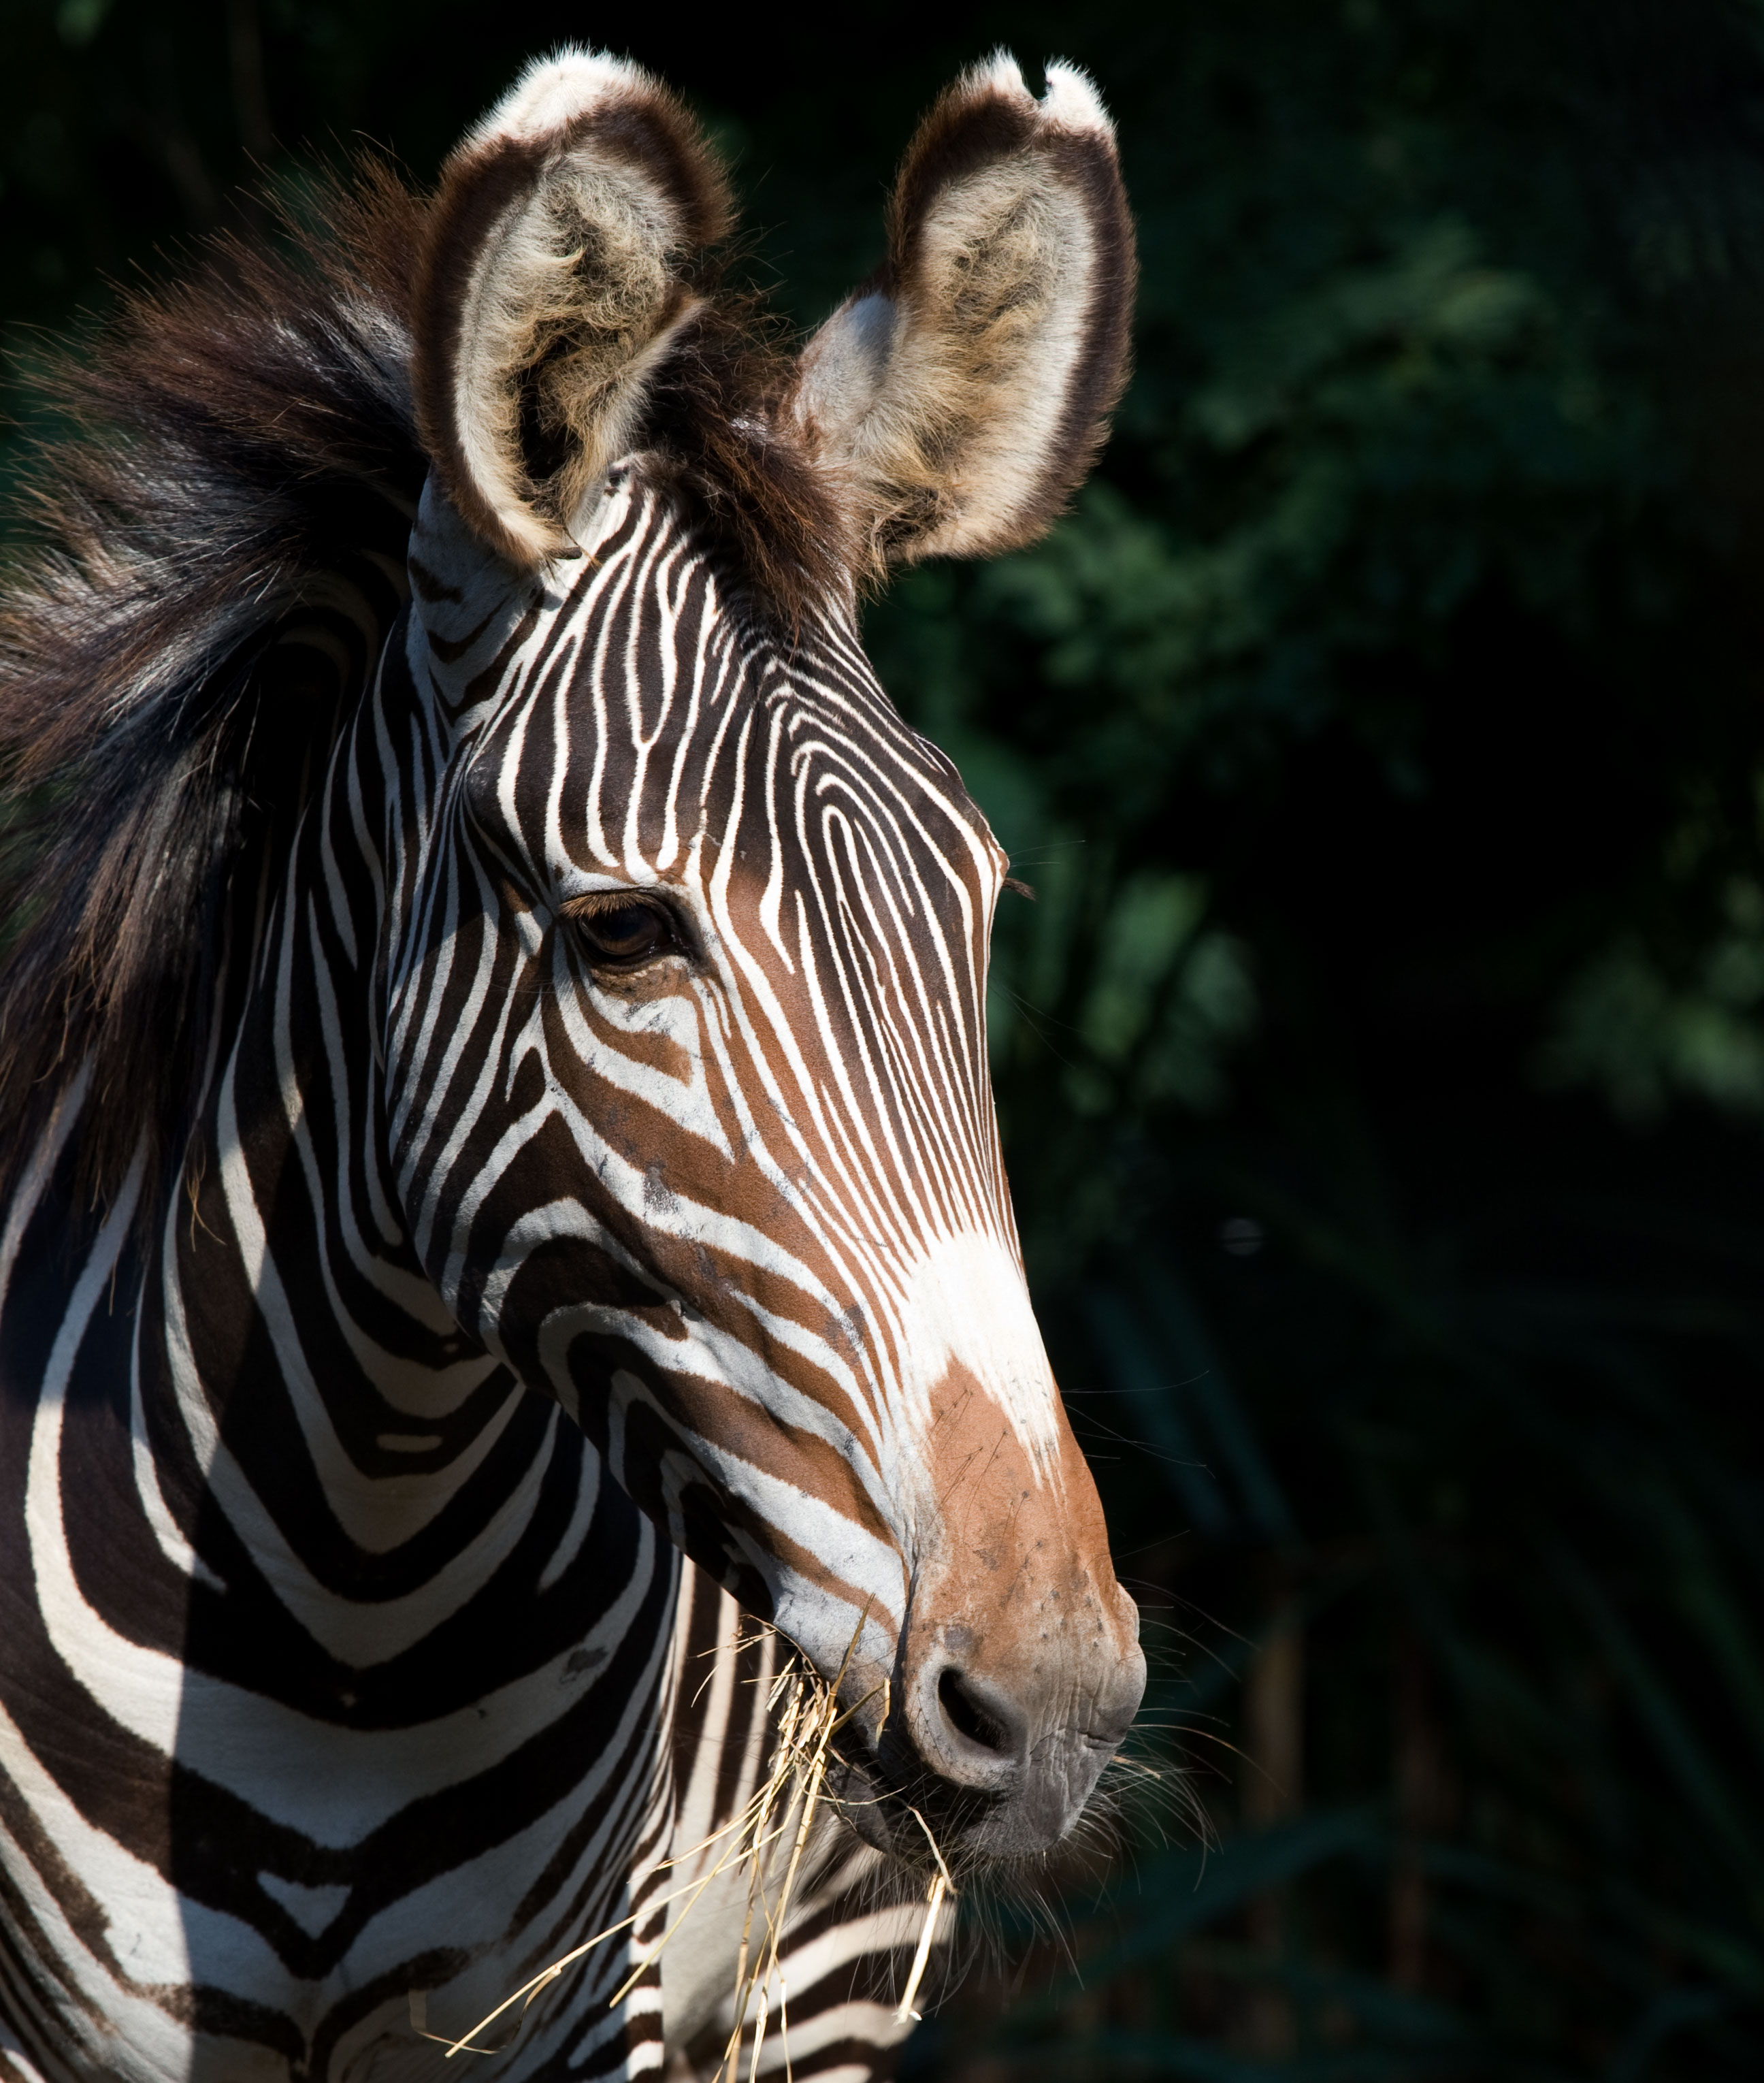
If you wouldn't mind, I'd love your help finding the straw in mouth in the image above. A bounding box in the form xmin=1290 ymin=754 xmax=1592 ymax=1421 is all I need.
xmin=410 ymin=1619 xmax=957 ymax=2077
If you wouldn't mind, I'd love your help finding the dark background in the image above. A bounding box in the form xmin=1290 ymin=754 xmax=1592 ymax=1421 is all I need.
xmin=5 ymin=2 xmax=1764 ymax=2076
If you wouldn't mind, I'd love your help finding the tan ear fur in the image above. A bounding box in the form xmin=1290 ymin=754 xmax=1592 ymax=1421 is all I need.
xmin=793 ymin=53 xmax=1136 ymax=575
xmin=411 ymin=50 xmax=731 ymax=567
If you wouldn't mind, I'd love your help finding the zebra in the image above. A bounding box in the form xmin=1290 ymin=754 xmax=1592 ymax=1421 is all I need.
xmin=0 ymin=46 xmax=1141 ymax=2083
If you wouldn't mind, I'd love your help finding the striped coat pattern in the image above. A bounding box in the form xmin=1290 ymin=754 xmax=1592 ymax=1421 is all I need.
xmin=0 ymin=47 xmax=1142 ymax=2083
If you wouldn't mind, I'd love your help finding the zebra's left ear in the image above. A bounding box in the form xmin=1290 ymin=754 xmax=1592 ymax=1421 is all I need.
xmin=411 ymin=50 xmax=730 ymax=566
xmin=792 ymin=53 xmax=1135 ymax=575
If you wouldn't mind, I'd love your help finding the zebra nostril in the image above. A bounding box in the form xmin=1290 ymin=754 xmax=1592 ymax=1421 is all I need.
xmin=936 ymin=1666 xmax=1016 ymax=1758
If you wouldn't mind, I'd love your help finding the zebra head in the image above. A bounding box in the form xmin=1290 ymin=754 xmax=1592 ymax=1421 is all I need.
xmin=386 ymin=50 xmax=1143 ymax=1865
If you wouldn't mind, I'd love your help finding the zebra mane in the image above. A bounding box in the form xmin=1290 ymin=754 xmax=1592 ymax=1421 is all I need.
xmin=0 ymin=157 xmax=834 ymax=1218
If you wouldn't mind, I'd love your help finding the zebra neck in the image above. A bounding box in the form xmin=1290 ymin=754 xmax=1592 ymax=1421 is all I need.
xmin=155 ymin=651 xmax=551 ymax=1660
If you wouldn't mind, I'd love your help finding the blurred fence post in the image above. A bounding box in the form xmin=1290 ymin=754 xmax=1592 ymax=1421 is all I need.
xmin=1390 ymin=1625 xmax=1449 ymax=1992
xmin=1241 ymin=1556 xmax=1305 ymax=2056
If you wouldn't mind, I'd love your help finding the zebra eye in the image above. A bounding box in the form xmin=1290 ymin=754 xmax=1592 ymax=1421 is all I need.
xmin=569 ymin=898 xmax=676 ymax=971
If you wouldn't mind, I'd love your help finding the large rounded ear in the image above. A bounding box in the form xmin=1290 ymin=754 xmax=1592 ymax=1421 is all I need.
xmin=793 ymin=53 xmax=1135 ymax=575
xmin=411 ymin=49 xmax=730 ymax=566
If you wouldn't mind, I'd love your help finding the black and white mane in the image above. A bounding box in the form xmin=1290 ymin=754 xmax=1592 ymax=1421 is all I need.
xmin=0 ymin=49 xmax=1142 ymax=2083
xmin=0 ymin=159 xmax=840 ymax=1216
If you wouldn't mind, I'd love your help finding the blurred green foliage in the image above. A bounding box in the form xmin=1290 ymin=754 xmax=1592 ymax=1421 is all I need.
xmin=5 ymin=1 xmax=1764 ymax=2077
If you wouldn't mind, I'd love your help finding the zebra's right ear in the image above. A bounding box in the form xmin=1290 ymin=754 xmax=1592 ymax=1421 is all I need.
xmin=792 ymin=53 xmax=1135 ymax=578
xmin=410 ymin=49 xmax=730 ymax=568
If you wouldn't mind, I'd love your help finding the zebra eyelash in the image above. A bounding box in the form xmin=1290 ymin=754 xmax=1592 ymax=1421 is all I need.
xmin=558 ymin=890 xmax=698 ymax=977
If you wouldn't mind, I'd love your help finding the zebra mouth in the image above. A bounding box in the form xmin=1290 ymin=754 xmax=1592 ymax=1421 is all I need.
xmin=820 ymin=1724 xmax=1007 ymax=1871
xmin=813 ymin=1647 xmax=1139 ymax=1869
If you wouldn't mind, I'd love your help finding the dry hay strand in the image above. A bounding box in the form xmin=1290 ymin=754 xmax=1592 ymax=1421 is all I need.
xmin=411 ymin=1618 xmax=956 ymax=2076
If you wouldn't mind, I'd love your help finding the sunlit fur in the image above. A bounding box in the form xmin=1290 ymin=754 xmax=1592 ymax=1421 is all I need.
xmin=0 ymin=47 xmax=1141 ymax=2083
xmin=792 ymin=50 xmax=1135 ymax=574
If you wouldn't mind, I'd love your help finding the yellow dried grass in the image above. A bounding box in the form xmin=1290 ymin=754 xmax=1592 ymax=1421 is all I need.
xmin=411 ymin=1619 xmax=954 ymax=2078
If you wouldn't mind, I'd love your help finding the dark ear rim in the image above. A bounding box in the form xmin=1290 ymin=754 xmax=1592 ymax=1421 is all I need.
xmin=410 ymin=54 xmax=733 ymax=568
xmin=794 ymin=54 xmax=1137 ymax=578
xmin=887 ymin=58 xmax=1137 ymax=558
